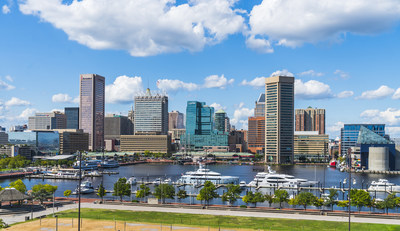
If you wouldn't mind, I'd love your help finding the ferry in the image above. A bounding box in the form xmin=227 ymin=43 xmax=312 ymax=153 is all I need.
xmin=73 ymin=160 xmax=100 ymax=170
xmin=176 ymin=163 xmax=239 ymax=185
xmin=99 ymin=160 xmax=119 ymax=168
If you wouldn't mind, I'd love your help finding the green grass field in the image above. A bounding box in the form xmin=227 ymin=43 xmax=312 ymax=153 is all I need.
xmin=55 ymin=208 xmax=400 ymax=231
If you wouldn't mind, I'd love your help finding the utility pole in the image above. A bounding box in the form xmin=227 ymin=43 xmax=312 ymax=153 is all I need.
xmin=347 ymin=148 xmax=352 ymax=231
xmin=78 ymin=151 xmax=82 ymax=231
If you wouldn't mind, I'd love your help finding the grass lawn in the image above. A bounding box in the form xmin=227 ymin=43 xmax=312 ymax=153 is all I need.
xmin=55 ymin=208 xmax=400 ymax=231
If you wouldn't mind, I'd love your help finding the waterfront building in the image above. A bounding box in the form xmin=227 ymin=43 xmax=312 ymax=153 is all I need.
xmin=215 ymin=109 xmax=227 ymax=133
xmin=79 ymin=74 xmax=105 ymax=151
xmin=8 ymin=130 xmax=59 ymax=155
xmin=65 ymin=107 xmax=79 ymax=129
xmin=9 ymin=125 xmax=27 ymax=132
xmin=228 ymin=130 xmax=247 ymax=152
xmin=0 ymin=145 xmax=33 ymax=160
xmin=0 ymin=132 xmax=8 ymax=145
xmin=120 ymin=135 xmax=171 ymax=153
xmin=134 ymin=88 xmax=168 ymax=135
xmin=104 ymin=114 xmax=133 ymax=151
xmin=28 ymin=111 xmax=66 ymax=130
xmin=247 ymin=117 xmax=265 ymax=154
xmin=294 ymin=131 xmax=329 ymax=161
xmin=254 ymin=93 xmax=265 ymax=117
xmin=295 ymin=107 xmax=325 ymax=134
xmin=168 ymin=111 xmax=184 ymax=131
xmin=57 ymin=129 xmax=89 ymax=154
xmin=265 ymin=76 xmax=294 ymax=164
xmin=340 ymin=124 xmax=385 ymax=155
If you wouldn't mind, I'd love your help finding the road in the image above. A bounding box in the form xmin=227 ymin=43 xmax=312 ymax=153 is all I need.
xmin=2 ymin=203 xmax=400 ymax=226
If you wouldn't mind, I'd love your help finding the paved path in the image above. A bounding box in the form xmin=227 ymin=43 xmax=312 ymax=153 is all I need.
xmin=3 ymin=203 xmax=400 ymax=226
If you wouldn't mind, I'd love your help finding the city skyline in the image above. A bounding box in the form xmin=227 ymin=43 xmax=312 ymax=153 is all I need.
xmin=2 ymin=0 xmax=400 ymax=139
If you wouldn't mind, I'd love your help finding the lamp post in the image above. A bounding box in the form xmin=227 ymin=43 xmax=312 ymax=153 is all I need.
xmin=78 ymin=151 xmax=82 ymax=231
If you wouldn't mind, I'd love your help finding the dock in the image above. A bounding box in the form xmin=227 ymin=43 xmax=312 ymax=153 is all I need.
xmin=0 ymin=171 xmax=33 ymax=179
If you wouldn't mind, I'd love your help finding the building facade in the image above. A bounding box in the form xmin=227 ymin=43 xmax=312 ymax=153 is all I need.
xmin=168 ymin=111 xmax=184 ymax=131
xmin=28 ymin=111 xmax=66 ymax=130
xmin=134 ymin=88 xmax=168 ymax=135
xmin=215 ymin=109 xmax=227 ymax=133
xmin=340 ymin=124 xmax=385 ymax=155
xmin=254 ymin=93 xmax=265 ymax=117
xmin=8 ymin=131 xmax=59 ymax=155
xmin=58 ymin=129 xmax=89 ymax=154
xmin=294 ymin=131 xmax=329 ymax=161
xmin=120 ymin=135 xmax=171 ymax=153
xmin=0 ymin=132 xmax=8 ymax=145
xmin=248 ymin=117 xmax=265 ymax=154
xmin=265 ymin=76 xmax=294 ymax=164
xmin=295 ymin=107 xmax=325 ymax=134
xmin=65 ymin=107 xmax=79 ymax=129
xmin=79 ymin=74 xmax=105 ymax=151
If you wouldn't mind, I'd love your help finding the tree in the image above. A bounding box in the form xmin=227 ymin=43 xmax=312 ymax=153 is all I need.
xmin=97 ymin=183 xmax=106 ymax=202
xmin=113 ymin=178 xmax=131 ymax=201
xmin=337 ymin=200 xmax=349 ymax=210
xmin=264 ymin=194 xmax=274 ymax=207
xmin=154 ymin=184 xmax=175 ymax=204
xmin=295 ymin=192 xmax=316 ymax=210
xmin=0 ymin=218 xmax=7 ymax=229
xmin=177 ymin=189 xmax=188 ymax=201
xmin=63 ymin=190 xmax=72 ymax=198
xmin=136 ymin=184 xmax=151 ymax=202
xmin=197 ymin=181 xmax=219 ymax=206
xmin=31 ymin=184 xmax=56 ymax=205
xmin=8 ymin=179 xmax=27 ymax=194
xmin=273 ymin=189 xmax=289 ymax=209
xmin=350 ymin=189 xmax=371 ymax=213
xmin=324 ymin=189 xmax=338 ymax=211
xmin=0 ymin=186 xmax=3 ymax=191
xmin=377 ymin=193 xmax=397 ymax=214
xmin=221 ymin=184 xmax=242 ymax=206
xmin=313 ymin=198 xmax=325 ymax=210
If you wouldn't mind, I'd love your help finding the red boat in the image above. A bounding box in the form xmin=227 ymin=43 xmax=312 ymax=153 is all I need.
xmin=329 ymin=160 xmax=337 ymax=167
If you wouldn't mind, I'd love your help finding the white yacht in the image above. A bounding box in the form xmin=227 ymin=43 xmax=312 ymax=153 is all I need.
xmin=368 ymin=179 xmax=400 ymax=192
xmin=177 ymin=163 xmax=239 ymax=185
xmin=127 ymin=177 xmax=137 ymax=185
xmin=99 ymin=160 xmax=119 ymax=168
xmin=74 ymin=181 xmax=95 ymax=194
xmin=73 ymin=160 xmax=100 ymax=170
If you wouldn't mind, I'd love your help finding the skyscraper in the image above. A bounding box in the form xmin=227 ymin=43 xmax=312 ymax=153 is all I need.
xmin=265 ymin=75 xmax=294 ymax=164
xmin=79 ymin=74 xmax=105 ymax=151
xmin=28 ymin=111 xmax=66 ymax=130
xmin=254 ymin=93 xmax=265 ymax=117
xmin=65 ymin=107 xmax=79 ymax=129
xmin=134 ymin=88 xmax=168 ymax=135
xmin=214 ymin=109 xmax=227 ymax=133
xmin=248 ymin=116 xmax=265 ymax=154
xmin=168 ymin=110 xmax=184 ymax=131
xmin=340 ymin=124 xmax=385 ymax=155
xmin=295 ymin=107 xmax=325 ymax=134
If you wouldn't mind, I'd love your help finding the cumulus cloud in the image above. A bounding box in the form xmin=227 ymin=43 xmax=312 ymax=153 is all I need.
xmin=337 ymin=91 xmax=354 ymax=98
xmin=392 ymin=88 xmax=400 ymax=99
xmin=248 ymin=0 xmax=400 ymax=51
xmin=357 ymin=85 xmax=395 ymax=100
xmin=326 ymin=121 xmax=344 ymax=137
xmin=240 ymin=77 xmax=265 ymax=88
xmin=52 ymin=93 xmax=79 ymax=104
xmin=360 ymin=108 xmax=400 ymax=125
xmin=245 ymin=35 xmax=273 ymax=53
xmin=2 ymin=5 xmax=10 ymax=14
xmin=270 ymin=69 xmax=294 ymax=77
xmin=295 ymin=79 xmax=333 ymax=99
xmin=334 ymin=70 xmax=350 ymax=79
xmin=298 ymin=70 xmax=324 ymax=77
xmin=18 ymin=108 xmax=38 ymax=119
xmin=5 ymin=97 xmax=30 ymax=107
xmin=0 ymin=79 xmax=15 ymax=90
xmin=156 ymin=79 xmax=199 ymax=92
xmin=203 ymin=75 xmax=234 ymax=89
xmin=210 ymin=103 xmax=226 ymax=111
xmin=230 ymin=102 xmax=254 ymax=129
xmin=386 ymin=127 xmax=400 ymax=138
xmin=106 ymin=75 xmax=143 ymax=104
xmin=19 ymin=0 xmax=245 ymax=57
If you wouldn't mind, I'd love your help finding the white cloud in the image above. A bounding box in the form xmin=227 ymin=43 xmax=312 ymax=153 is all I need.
xmin=334 ymin=70 xmax=350 ymax=79
xmin=240 ymin=77 xmax=265 ymax=88
xmin=248 ymin=0 xmax=400 ymax=51
xmin=203 ymin=75 xmax=234 ymax=89
xmin=18 ymin=108 xmax=38 ymax=119
xmin=326 ymin=121 xmax=344 ymax=138
xmin=245 ymin=35 xmax=273 ymax=53
xmin=298 ymin=70 xmax=324 ymax=77
xmin=5 ymin=97 xmax=30 ymax=107
xmin=19 ymin=0 xmax=245 ymax=57
xmin=106 ymin=75 xmax=143 ymax=104
xmin=5 ymin=75 xmax=13 ymax=82
xmin=270 ymin=69 xmax=294 ymax=77
xmin=360 ymin=108 xmax=400 ymax=125
xmin=392 ymin=88 xmax=400 ymax=99
xmin=295 ymin=79 xmax=333 ymax=99
xmin=337 ymin=90 xmax=354 ymax=98
xmin=230 ymin=102 xmax=254 ymax=130
xmin=156 ymin=79 xmax=199 ymax=92
xmin=2 ymin=5 xmax=10 ymax=14
xmin=52 ymin=93 xmax=73 ymax=103
xmin=386 ymin=127 xmax=400 ymax=138
xmin=357 ymin=85 xmax=395 ymax=100
xmin=210 ymin=103 xmax=226 ymax=111
xmin=0 ymin=79 xmax=15 ymax=90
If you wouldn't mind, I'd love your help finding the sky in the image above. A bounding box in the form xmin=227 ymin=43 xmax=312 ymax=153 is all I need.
xmin=1 ymin=0 xmax=400 ymax=139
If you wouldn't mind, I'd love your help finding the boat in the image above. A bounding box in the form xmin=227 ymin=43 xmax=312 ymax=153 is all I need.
xmin=127 ymin=177 xmax=137 ymax=185
xmin=328 ymin=160 xmax=337 ymax=168
xmin=86 ymin=170 xmax=101 ymax=177
xmin=163 ymin=178 xmax=172 ymax=184
xmin=368 ymin=179 xmax=400 ymax=192
xmin=239 ymin=181 xmax=247 ymax=187
xmin=74 ymin=181 xmax=95 ymax=194
xmin=152 ymin=178 xmax=162 ymax=185
xmin=99 ymin=159 xmax=119 ymax=168
xmin=176 ymin=163 xmax=239 ymax=185
xmin=73 ymin=160 xmax=100 ymax=170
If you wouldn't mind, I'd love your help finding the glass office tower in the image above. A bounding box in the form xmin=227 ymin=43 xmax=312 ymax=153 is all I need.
xmin=65 ymin=107 xmax=79 ymax=129
xmin=79 ymin=74 xmax=105 ymax=151
xmin=341 ymin=124 xmax=385 ymax=155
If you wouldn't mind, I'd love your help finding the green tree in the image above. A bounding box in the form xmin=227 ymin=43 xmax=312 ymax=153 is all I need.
xmin=97 ymin=183 xmax=106 ymax=202
xmin=8 ymin=179 xmax=26 ymax=194
xmin=177 ymin=189 xmax=188 ymax=201
xmin=242 ymin=191 xmax=265 ymax=208
xmin=197 ymin=181 xmax=219 ymax=206
xmin=264 ymin=194 xmax=274 ymax=207
xmin=324 ymin=189 xmax=338 ymax=211
xmin=0 ymin=218 xmax=6 ymax=228
xmin=136 ymin=184 xmax=151 ymax=202
xmin=154 ymin=184 xmax=175 ymax=204
xmin=288 ymin=198 xmax=297 ymax=208
xmin=31 ymin=184 xmax=57 ymax=205
xmin=273 ymin=189 xmax=289 ymax=209
xmin=377 ymin=193 xmax=397 ymax=214
xmin=337 ymin=200 xmax=349 ymax=210
xmin=313 ymin=198 xmax=325 ymax=210
xmin=113 ymin=178 xmax=131 ymax=201
xmin=350 ymin=189 xmax=371 ymax=213
xmin=63 ymin=190 xmax=72 ymax=198
xmin=295 ymin=192 xmax=316 ymax=210
xmin=221 ymin=184 xmax=242 ymax=206
xmin=0 ymin=186 xmax=3 ymax=191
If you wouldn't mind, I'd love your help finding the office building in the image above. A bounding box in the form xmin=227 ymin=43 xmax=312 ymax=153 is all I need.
xmin=65 ymin=107 xmax=79 ymax=129
xmin=8 ymin=130 xmax=59 ymax=155
xmin=120 ymin=135 xmax=171 ymax=153
xmin=128 ymin=106 xmax=134 ymax=131
xmin=254 ymin=93 xmax=265 ymax=117
xmin=215 ymin=109 xmax=227 ymax=133
xmin=248 ymin=117 xmax=265 ymax=154
xmin=28 ymin=111 xmax=66 ymax=130
xmin=0 ymin=126 xmax=5 ymax=132
xmin=0 ymin=132 xmax=8 ymax=145
xmin=0 ymin=145 xmax=33 ymax=160
xmin=9 ymin=125 xmax=27 ymax=132
xmin=340 ymin=124 xmax=385 ymax=155
xmin=104 ymin=114 xmax=133 ymax=151
xmin=79 ymin=74 xmax=105 ymax=151
xmin=58 ymin=129 xmax=89 ymax=154
xmin=228 ymin=130 xmax=247 ymax=152
xmin=294 ymin=131 xmax=329 ymax=161
xmin=295 ymin=107 xmax=325 ymax=134
xmin=224 ymin=117 xmax=231 ymax=133
xmin=168 ymin=111 xmax=184 ymax=131
xmin=134 ymin=88 xmax=168 ymax=135
xmin=265 ymin=76 xmax=294 ymax=164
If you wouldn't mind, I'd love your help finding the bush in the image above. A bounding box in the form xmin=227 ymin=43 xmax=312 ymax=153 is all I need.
xmin=131 ymin=200 xmax=139 ymax=203
xmin=240 ymin=205 xmax=247 ymax=208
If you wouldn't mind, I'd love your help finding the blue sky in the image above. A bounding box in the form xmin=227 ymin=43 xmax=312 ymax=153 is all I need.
xmin=1 ymin=0 xmax=400 ymax=138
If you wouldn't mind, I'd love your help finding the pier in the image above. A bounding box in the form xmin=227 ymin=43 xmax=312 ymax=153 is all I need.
xmin=0 ymin=171 xmax=33 ymax=179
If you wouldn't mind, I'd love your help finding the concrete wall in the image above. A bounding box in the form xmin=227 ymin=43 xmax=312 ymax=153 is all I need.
xmin=368 ymin=147 xmax=389 ymax=171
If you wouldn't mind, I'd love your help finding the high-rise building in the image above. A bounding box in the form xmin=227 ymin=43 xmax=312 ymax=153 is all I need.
xmin=65 ymin=107 xmax=79 ymax=129
xmin=340 ymin=124 xmax=385 ymax=155
xmin=79 ymin=74 xmax=105 ymax=151
xmin=224 ymin=117 xmax=230 ymax=133
xmin=128 ymin=106 xmax=134 ymax=131
xmin=294 ymin=131 xmax=329 ymax=161
xmin=104 ymin=114 xmax=134 ymax=140
xmin=0 ymin=132 xmax=8 ymax=145
xmin=168 ymin=111 xmax=184 ymax=131
xmin=248 ymin=117 xmax=265 ymax=154
xmin=265 ymin=75 xmax=294 ymax=164
xmin=134 ymin=88 xmax=168 ymax=135
xmin=254 ymin=93 xmax=265 ymax=117
xmin=28 ymin=112 xmax=66 ymax=130
xmin=295 ymin=107 xmax=325 ymax=134
xmin=215 ymin=109 xmax=227 ymax=133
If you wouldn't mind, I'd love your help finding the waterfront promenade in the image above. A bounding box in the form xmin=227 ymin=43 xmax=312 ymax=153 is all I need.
xmin=2 ymin=202 xmax=400 ymax=226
